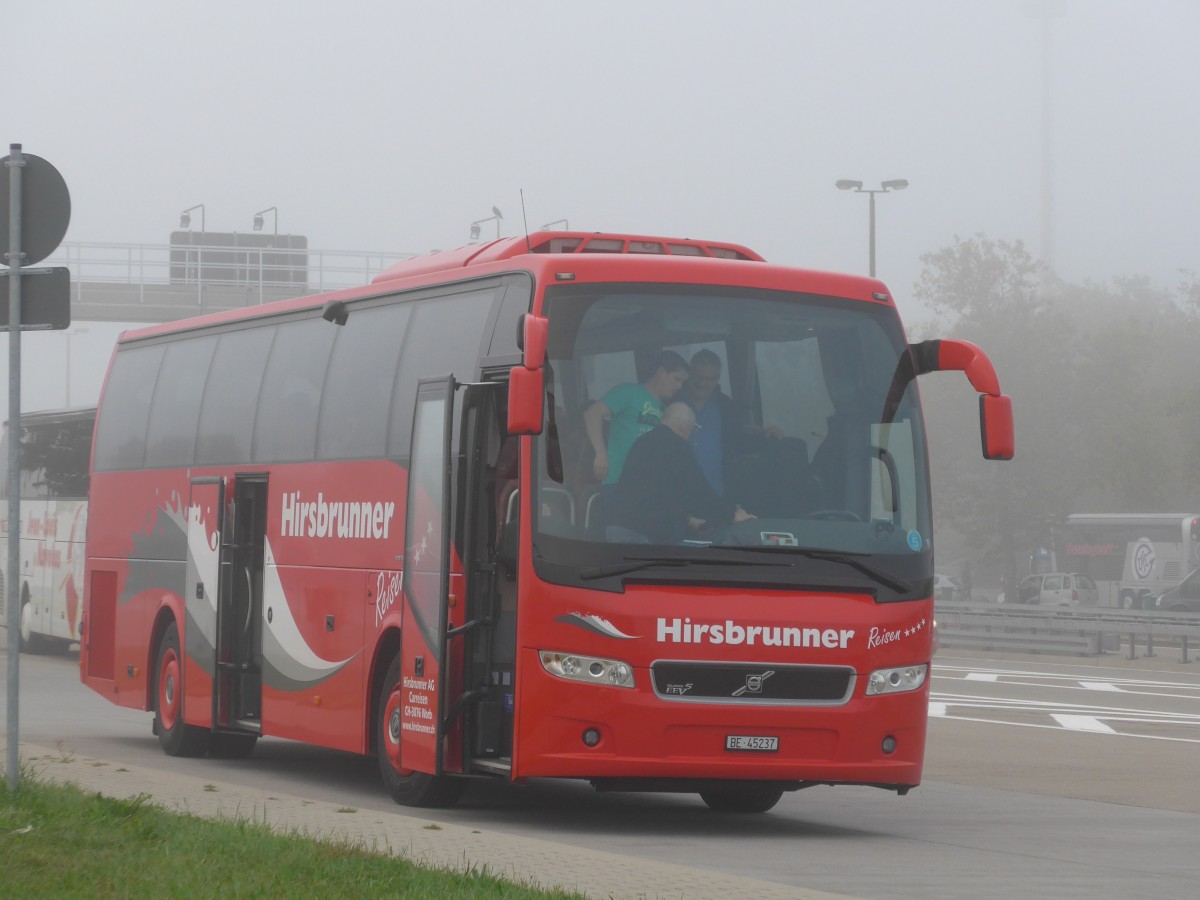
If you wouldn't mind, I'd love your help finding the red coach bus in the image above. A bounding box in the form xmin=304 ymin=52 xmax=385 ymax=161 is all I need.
xmin=81 ymin=231 xmax=1012 ymax=812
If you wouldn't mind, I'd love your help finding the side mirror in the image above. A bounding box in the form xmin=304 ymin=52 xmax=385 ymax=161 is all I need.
xmin=517 ymin=314 xmax=548 ymax=370
xmin=507 ymin=366 xmax=544 ymax=435
xmin=907 ymin=338 xmax=1014 ymax=460
xmin=979 ymin=394 xmax=1014 ymax=460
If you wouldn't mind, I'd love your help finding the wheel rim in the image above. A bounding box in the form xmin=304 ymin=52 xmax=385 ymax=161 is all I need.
xmin=158 ymin=647 xmax=180 ymax=731
xmin=382 ymin=684 xmax=413 ymax=776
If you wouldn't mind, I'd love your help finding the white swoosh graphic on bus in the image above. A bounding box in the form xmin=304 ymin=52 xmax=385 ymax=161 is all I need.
xmin=186 ymin=502 xmax=220 ymax=651
xmin=260 ymin=538 xmax=355 ymax=688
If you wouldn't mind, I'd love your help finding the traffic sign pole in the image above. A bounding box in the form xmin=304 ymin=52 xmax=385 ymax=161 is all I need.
xmin=6 ymin=143 xmax=24 ymax=792
xmin=2 ymin=142 xmax=72 ymax=792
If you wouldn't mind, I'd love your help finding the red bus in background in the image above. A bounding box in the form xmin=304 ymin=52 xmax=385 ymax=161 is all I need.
xmin=80 ymin=231 xmax=1013 ymax=812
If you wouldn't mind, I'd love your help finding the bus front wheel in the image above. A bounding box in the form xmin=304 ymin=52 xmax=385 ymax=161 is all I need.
xmin=154 ymin=621 xmax=210 ymax=758
xmin=19 ymin=592 xmax=45 ymax=654
xmin=699 ymin=783 xmax=784 ymax=814
xmin=376 ymin=652 xmax=466 ymax=808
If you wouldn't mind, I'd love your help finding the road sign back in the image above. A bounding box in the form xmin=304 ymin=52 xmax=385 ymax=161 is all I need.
xmin=1 ymin=151 xmax=72 ymax=266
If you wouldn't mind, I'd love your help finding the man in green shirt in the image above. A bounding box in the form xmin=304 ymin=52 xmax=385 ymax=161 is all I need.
xmin=584 ymin=350 xmax=689 ymax=486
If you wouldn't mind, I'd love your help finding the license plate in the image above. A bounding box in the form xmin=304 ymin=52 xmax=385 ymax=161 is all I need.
xmin=725 ymin=735 xmax=779 ymax=752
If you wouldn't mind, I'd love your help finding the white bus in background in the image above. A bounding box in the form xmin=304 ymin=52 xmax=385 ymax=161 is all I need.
xmin=1052 ymin=513 xmax=1200 ymax=608
xmin=0 ymin=408 xmax=95 ymax=652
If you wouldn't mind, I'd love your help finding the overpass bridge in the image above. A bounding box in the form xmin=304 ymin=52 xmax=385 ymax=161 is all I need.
xmin=45 ymin=239 xmax=416 ymax=324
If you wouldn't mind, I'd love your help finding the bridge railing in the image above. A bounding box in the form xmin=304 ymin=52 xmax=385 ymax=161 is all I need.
xmin=934 ymin=602 xmax=1200 ymax=663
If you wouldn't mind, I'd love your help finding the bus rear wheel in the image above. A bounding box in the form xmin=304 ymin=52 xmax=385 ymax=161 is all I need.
xmin=154 ymin=621 xmax=210 ymax=758
xmin=699 ymin=783 xmax=785 ymax=814
xmin=376 ymin=652 xmax=466 ymax=808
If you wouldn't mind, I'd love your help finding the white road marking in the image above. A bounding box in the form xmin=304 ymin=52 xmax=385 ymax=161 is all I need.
xmin=1051 ymin=714 xmax=1116 ymax=733
xmin=927 ymin=662 xmax=1200 ymax=741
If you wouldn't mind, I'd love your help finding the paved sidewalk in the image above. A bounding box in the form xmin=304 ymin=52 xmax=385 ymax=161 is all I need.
xmin=8 ymin=741 xmax=849 ymax=900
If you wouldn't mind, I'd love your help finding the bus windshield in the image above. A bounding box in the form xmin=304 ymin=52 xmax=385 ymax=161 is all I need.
xmin=531 ymin=284 xmax=933 ymax=595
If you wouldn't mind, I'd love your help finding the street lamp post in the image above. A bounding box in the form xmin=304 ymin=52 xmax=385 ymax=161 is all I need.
xmin=835 ymin=179 xmax=908 ymax=277
xmin=179 ymin=204 xmax=205 ymax=232
xmin=64 ymin=326 xmax=90 ymax=407
xmin=253 ymin=206 xmax=278 ymax=236
xmin=469 ymin=206 xmax=504 ymax=241
xmin=252 ymin=207 xmax=280 ymax=298
xmin=179 ymin=204 xmax=206 ymax=289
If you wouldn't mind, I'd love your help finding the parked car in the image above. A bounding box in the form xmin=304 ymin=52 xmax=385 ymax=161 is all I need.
xmin=1155 ymin=566 xmax=1200 ymax=613
xmin=1011 ymin=572 xmax=1099 ymax=607
xmin=933 ymin=573 xmax=963 ymax=603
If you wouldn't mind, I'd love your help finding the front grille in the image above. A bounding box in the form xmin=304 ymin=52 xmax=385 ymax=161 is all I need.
xmin=651 ymin=661 xmax=855 ymax=705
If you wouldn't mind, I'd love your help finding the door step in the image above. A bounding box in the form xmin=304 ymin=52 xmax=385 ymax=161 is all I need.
xmin=470 ymin=757 xmax=512 ymax=775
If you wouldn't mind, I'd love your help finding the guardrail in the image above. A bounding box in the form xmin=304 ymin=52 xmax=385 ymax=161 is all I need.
xmin=934 ymin=602 xmax=1200 ymax=663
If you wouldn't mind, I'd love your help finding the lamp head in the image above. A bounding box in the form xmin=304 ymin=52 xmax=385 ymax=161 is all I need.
xmin=180 ymin=212 xmax=191 ymax=228
xmin=881 ymin=179 xmax=909 ymax=191
xmin=836 ymin=179 xmax=863 ymax=191
xmin=470 ymin=222 xmax=481 ymax=240
xmin=252 ymin=214 xmax=264 ymax=231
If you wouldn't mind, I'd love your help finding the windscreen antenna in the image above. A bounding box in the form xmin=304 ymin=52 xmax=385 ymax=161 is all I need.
xmin=520 ymin=189 xmax=532 ymax=253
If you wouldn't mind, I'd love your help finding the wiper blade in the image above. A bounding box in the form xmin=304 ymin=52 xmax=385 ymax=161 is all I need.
xmin=580 ymin=555 xmax=786 ymax=581
xmin=730 ymin=545 xmax=913 ymax=594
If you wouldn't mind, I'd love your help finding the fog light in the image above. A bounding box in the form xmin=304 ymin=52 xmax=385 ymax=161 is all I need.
xmin=882 ymin=736 xmax=897 ymax=754
xmin=582 ymin=728 xmax=601 ymax=747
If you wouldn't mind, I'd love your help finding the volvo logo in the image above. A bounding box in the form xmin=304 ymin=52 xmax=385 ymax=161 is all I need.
xmin=732 ymin=670 xmax=775 ymax=697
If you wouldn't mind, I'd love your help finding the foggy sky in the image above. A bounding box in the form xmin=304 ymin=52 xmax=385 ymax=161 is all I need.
xmin=6 ymin=0 xmax=1200 ymax=411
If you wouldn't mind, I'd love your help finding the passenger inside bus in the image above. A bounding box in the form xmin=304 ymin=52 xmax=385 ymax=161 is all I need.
xmin=677 ymin=349 xmax=739 ymax=495
xmin=583 ymin=350 xmax=689 ymax=486
xmin=605 ymin=402 xmax=754 ymax=544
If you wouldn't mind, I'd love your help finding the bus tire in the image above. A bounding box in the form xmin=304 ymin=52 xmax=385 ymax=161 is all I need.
xmin=19 ymin=591 xmax=45 ymax=654
xmin=154 ymin=621 xmax=210 ymax=758
xmin=210 ymin=732 xmax=258 ymax=759
xmin=699 ymin=783 xmax=785 ymax=814
xmin=376 ymin=652 xmax=467 ymax=808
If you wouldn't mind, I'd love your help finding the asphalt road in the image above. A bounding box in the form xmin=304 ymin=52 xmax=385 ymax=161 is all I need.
xmin=3 ymin=645 xmax=1198 ymax=899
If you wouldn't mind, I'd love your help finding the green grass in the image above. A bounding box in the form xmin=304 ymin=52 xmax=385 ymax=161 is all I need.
xmin=0 ymin=774 xmax=584 ymax=899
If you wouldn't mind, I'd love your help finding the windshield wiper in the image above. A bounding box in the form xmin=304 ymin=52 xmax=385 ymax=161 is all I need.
xmin=729 ymin=545 xmax=913 ymax=594
xmin=580 ymin=555 xmax=786 ymax=581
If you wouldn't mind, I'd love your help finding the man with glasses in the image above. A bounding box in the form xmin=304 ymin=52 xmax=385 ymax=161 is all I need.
xmin=606 ymin=402 xmax=753 ymax=544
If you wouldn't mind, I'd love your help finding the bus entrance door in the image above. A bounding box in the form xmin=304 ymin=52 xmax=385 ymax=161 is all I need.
xmin=459 ymin=384 xmax=516 ymax=770
xmin=398 ymin=379 xmax=458 ymax=776
xmin=215 ymin=474 xmax=267 ymax=733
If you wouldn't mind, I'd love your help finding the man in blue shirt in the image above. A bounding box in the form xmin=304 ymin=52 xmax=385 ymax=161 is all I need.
xmin=680 ymin=350 xmax=732 ymax=495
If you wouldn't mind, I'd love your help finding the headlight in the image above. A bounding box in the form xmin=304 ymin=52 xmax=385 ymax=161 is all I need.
xmin=866 ymin=664 xmax=928 ymax=696
xmin=539 ymin=651 xmax=635 ymax=688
